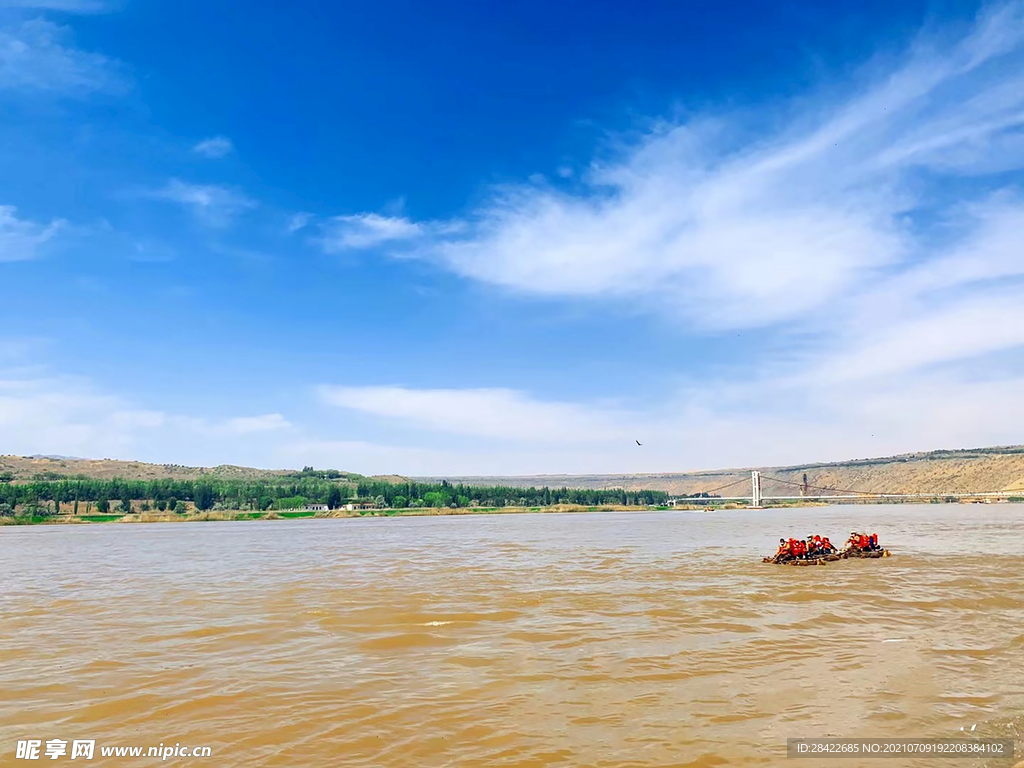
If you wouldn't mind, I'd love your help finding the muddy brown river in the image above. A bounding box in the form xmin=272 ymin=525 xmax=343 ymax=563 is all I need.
xmin=2 ymin=505 xmax=1022 ymax=766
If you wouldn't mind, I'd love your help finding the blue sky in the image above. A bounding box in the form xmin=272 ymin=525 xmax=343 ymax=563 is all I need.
xmin=2 ymin=0 xmax=1024 ymax=475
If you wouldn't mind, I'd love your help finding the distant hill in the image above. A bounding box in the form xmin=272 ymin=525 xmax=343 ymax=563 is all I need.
xmin=416 ymin=445 xmax=1024 ymax=496
xmin=4 ymin=445 xmax=1024 ymax=496
xmin=0 ymin=456 xmax=363 ymax=484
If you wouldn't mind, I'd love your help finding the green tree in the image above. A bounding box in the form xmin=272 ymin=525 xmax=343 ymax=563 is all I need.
xmin=423 ymin=491 xmax=445 ymax=507
xmin=168 ymin=498 xmax=178 ymax=513
xmin=326 ymin=485 xmax=342 ymax=510
xmin=194 ymin=483 xmax=215 ymax=511
xmin=96 ymin=498 xmax=110 ymax=513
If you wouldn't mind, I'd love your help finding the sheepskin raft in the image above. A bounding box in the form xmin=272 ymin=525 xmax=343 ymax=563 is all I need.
xmin=762 ymin=549 xmax=891 ymax=566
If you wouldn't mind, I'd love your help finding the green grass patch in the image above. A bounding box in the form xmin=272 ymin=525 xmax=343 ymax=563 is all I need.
xmin=79 ymin=514 xmax=122 ymax=522
xmin=278 ymin=510 xmax=317 ymax=518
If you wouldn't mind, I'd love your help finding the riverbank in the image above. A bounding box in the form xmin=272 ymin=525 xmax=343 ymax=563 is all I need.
xmin=2 ymin=497 xmax=993 ymax=526
xmin=0 ymin=503 xmax=689 ymax=525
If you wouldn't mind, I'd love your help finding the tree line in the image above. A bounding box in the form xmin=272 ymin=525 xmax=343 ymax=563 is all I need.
xmin=0 ymin=475 xmax=668 ymax=516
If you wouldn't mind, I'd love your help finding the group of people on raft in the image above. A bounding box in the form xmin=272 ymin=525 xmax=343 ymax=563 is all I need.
xmin=771 ymin=531 xmax=881 ymax=562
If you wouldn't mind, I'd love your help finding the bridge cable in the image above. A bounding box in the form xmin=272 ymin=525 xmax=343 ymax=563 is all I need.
xmin=760 ymin=474 xmax=890 ymax=497
xmin=685 ymin=475 xmax=756 ymax=496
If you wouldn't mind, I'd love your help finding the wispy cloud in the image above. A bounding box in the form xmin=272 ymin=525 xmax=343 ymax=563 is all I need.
xmin=0 ymin=205 xmax=64 ymax=261
xmin=309 ymin=370 xmax=1024 ymax=475
xmin=0 ymin=372 xmax=164 ymax=458
xmin=318 ymin=385 xmax=634 ymax=444
xmin=295 ymin=2 xmax=1024 ymax=474
xmin=5 ymin=4 xmax=1024 ymax=477
xmin=150 ymin=179 xmax=256 ymax=227
xmin=318 ymin=213 xmax=426 ymax=251
xmin=0 ymin=17 xmax=125 ymax=93
xmin=286 ymin=212 xmax=312 ymax=233
xmin=330 ymin=2 xmax=1024 ymax=333
xmin=0 ymin=363 xmax=294 ymax=463
xmin=192 ymin=135 xmax=234 ymax=159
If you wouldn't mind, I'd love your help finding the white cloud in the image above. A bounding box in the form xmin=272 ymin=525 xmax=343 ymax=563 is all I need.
xmin=318 ymin=213 xmax=425 ymax=251
xmin=192 ymin=136 xmax=234 ymax=159
xmin=304 ymin=370 xmax=1024 ymax=475
xmin=0 ymin=17 xmax=124 ymax=93
xmin=5 ymin=6 xmax=1024 ymax=477
xmin=281 ymin=2 xmax=1024 ymax=475
xmin=318 ymin=385 xmax=634 ymax=443
xmin=150 ymin=179 xmax=256 ymax=227
xmin=0 ymin=373 xmax=163 ymax=458
xmin=0 ymin=205 xmax=64 ymax=261
xmin=286 ymin=212 xmax=312 ymax=233
xmin=0 ymin=365 xmax=294 ymax=464
xmin=329 ymin=2 xmax=1024 ymax=335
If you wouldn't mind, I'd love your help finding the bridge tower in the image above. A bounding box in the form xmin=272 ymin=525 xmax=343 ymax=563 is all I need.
xmin=751 ymin=470 xmax=762 ymax=507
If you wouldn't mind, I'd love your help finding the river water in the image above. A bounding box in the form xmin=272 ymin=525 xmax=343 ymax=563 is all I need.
xmin=2 ymin=505 xmax=1022 ymax=767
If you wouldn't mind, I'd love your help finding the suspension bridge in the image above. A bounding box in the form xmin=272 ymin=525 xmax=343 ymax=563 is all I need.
xmin=666 ymin=471 xmax=1022 ymax=508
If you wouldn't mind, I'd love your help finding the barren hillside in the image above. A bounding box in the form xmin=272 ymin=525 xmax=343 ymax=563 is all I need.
xmin=5 ymin=445 xmax=1024 ymax=496
xmin=0 ymin=456 xmax=364 ymax=483
xmin=418 ymin=446 xmax=1024 ymax=496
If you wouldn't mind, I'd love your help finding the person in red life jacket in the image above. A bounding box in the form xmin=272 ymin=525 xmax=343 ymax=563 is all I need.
xmin=774 ymin=538 xmax=792 ymax=562
xmin=788 ymin=538 xmax=800 ymax=558
xmin=821 ymin=536 xmax=836 ymax=553
xmin=858 ymin=533 xmax=871 ymax=550
xmin=868 ymin=532 xmax=879 ymax=550
xmin=811 ymin=534 xmax=823 ymax=555
xmin=845 ymin=531 xmax=861 ymax=551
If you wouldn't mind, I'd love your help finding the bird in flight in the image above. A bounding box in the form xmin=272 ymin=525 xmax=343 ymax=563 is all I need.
xmin=636 ymin=440 xmax=642 ymax=446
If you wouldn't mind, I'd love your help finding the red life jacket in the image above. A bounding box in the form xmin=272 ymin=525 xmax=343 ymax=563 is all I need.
xmin=812 ymin=536 xmax=822 ymax=545
xmin=858 ymin=534 xmax=870 ymax=549
xmin=870 ymin=533 xmax=878 ymax=548
xmin=822 ymin=537 xmax=832 ymax=548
